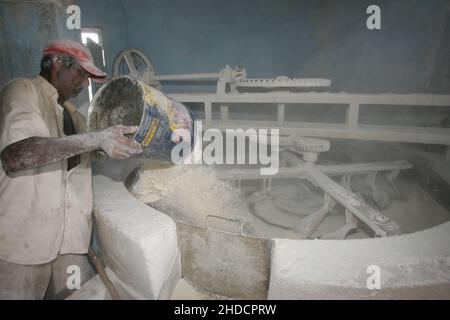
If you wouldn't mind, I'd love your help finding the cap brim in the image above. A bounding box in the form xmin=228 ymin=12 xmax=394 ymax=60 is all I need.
xmin=79 ymin=60 xmax=108 ymax=83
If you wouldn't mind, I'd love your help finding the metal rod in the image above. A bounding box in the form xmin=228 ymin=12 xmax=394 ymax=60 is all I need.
xmin=154 ymin=73 xmax=222 ymax=81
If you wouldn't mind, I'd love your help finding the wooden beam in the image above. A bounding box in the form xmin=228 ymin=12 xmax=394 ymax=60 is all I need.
xmin=304 ymin=167 xmax=402 ymax=237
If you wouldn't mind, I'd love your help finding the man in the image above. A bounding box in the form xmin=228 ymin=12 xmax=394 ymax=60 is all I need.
xmin=0 ymin=39 xmax=142 ymax=299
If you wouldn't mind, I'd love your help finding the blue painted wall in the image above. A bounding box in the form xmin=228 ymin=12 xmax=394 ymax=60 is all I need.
xmin=0 ymin=0 xmax=89 ymax=104
xmin=0 ymin=1 xmax=80 ymax=86
xmin=1 ymin=0 xmax=448 ymax=93
xmin=76 ymin=0 xmax=129 ymax=75
xmin=76 ymin=0 xmax=450 ymax=94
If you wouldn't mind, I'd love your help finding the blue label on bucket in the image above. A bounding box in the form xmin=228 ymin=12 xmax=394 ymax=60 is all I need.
xmin=133 ymin=102 xmax=176 ymax=162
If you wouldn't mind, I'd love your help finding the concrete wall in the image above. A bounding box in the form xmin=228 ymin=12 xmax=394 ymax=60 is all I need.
xmin=75 ymin=0 xmax=450 ymax=94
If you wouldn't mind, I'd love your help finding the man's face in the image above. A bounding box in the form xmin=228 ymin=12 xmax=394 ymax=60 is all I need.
xmin=55 ymin=59 xmax=90 ymax=103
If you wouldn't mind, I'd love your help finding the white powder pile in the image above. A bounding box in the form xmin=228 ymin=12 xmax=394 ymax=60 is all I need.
xmin=131 ymin=163 xmax=247 ymax=227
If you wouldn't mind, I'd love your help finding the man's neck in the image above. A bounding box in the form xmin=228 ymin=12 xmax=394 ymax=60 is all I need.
xmin=39 ymin=71 xmax=66 ymax=105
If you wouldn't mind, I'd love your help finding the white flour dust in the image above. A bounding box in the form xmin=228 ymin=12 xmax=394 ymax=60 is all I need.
xmin=131 ymin=164 xmax=248 ymax=226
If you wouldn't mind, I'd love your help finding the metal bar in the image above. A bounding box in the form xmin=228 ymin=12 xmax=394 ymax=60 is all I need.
xmin=169 ymin=92 xmax=450 ymax=106
xmin=216 ymin=80 xmax=227 ymax=94
xmin=299 ymin=193 xmax=335 ymax=239
xmin=123 ymin=51 xmax=139 ymax=78
xmin=446 ymin=146 xmax=450 ymax=163
xmin=346 ymin=102 xmax=360 ymax=129
xmin=277 ymin=104 xmax=285 ymax=126
xmin=205 ymin=215 xmax=244 ymax=236
xmin=318 ymin=161 xmax=413 ymax=174
xmin=340 ymin=174 xmax=352 ymax=190
xmin=204 ymin=101 xmax=212 ymax=127
xmin=216 ymin=160 xmax=412 ymax=180
xmin=220 ymin=105 xmax=229 ymax=124
xmin=386 ymin=170 xmax=402 ymax=198
xmin=207 ymin=123 xmax=450 ymax=145
xmin=166 ymin=91 xmax=450 ymax=145
xmin=320 ymin=208 xmax=358 ymax=240
xmin=154 ymin=73 xmax=222 ymax=81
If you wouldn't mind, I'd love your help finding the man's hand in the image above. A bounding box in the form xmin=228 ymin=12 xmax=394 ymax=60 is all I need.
xmin=96 ymin=125 xmax=143 ymax=159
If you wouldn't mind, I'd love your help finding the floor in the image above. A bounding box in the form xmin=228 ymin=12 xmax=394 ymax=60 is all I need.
xmin=170 ymin=279 xmax=231 ymax=300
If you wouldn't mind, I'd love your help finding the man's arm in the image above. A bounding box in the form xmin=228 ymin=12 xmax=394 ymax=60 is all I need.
xmin=1 ymin=125 xmax=142 ymax=174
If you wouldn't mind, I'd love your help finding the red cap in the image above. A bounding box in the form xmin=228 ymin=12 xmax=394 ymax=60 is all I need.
xmin=43 ymin=39 xmax=107 ymax=83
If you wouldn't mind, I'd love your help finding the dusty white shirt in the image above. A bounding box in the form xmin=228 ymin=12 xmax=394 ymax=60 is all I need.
xmin=0 ymin=75 xmax=93 ymax=265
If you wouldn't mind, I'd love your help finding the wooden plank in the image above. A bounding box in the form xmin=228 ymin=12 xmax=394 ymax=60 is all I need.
xmin=304 ymin=167 xmax=402 ymax=237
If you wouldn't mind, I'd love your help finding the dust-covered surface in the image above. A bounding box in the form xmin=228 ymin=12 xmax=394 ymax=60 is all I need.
xmin=269 ymin=221 xmax=450 ymax=299
xmin=125 ymin=148 xmax=450 ymax=299
xmin=130 ymin=160 xmax=450 ymax=240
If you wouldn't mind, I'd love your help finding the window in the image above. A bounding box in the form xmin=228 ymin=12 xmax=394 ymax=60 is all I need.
xmin=81 ymin=28 xmax=106 ymax=101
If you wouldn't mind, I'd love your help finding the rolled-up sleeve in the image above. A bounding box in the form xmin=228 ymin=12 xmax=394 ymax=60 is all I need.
xmin=0 ymin=79 xmax=50 ymax=151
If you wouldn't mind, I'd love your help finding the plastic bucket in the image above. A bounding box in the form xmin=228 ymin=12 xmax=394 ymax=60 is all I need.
xmin=88 ymin=76 xmax=195 ymax=163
